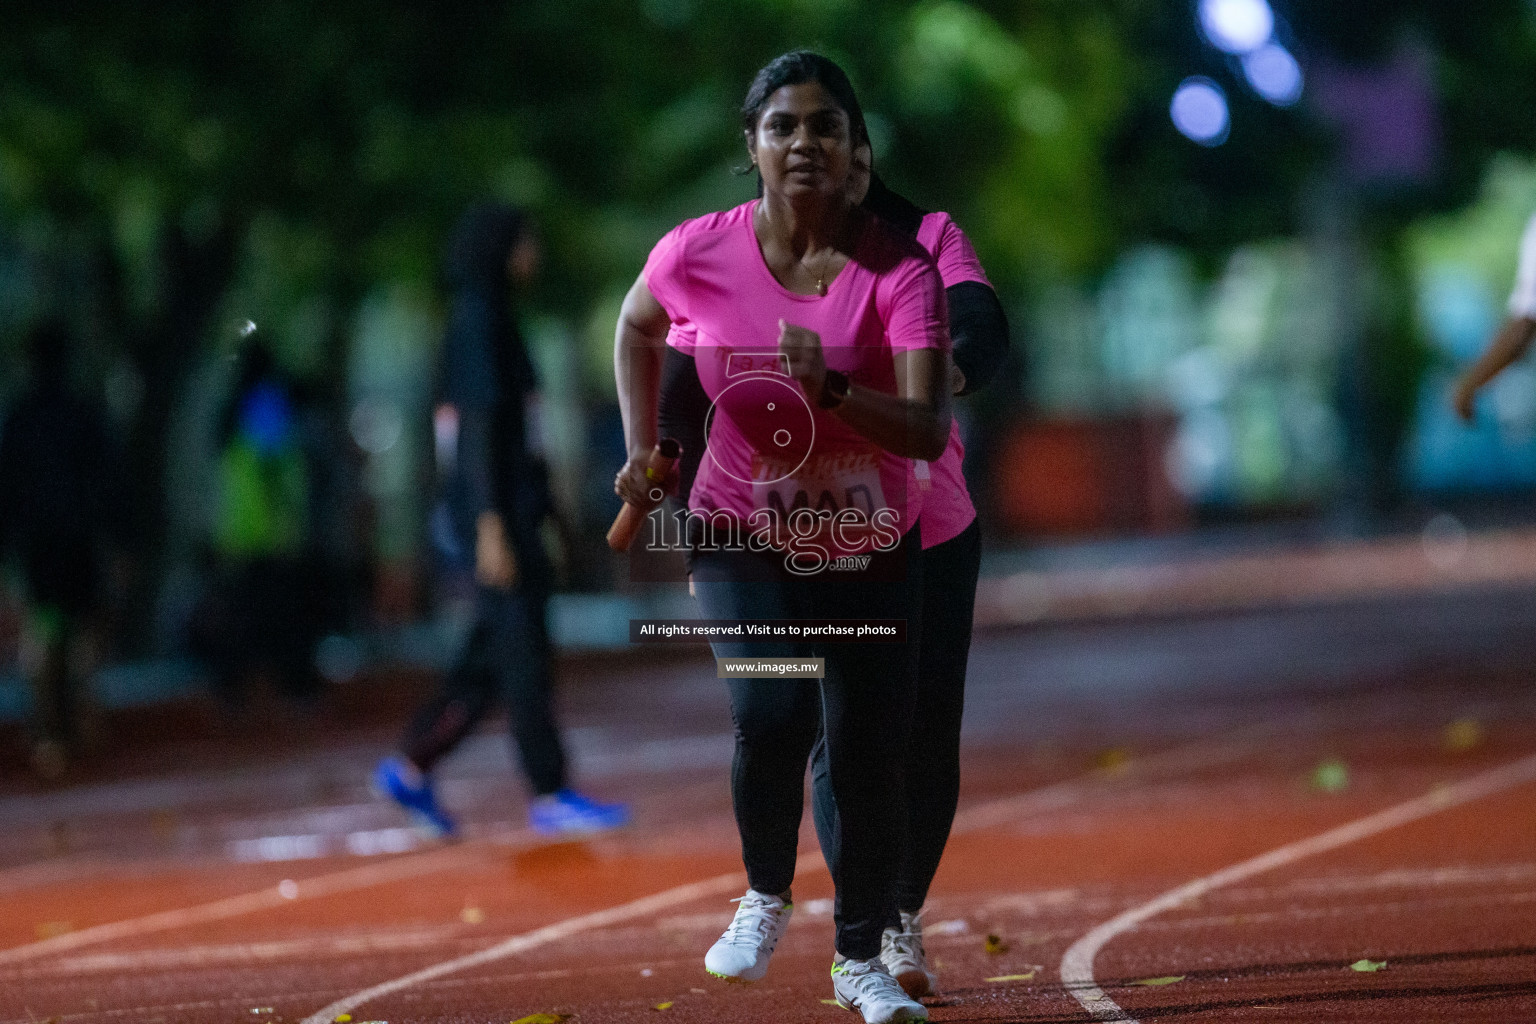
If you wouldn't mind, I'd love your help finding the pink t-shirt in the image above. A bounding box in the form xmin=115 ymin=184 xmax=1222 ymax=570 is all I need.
xmin=645 ymin=201 xmax=948 ymax=556
xmin=914 ymin=211 xmax=991 ymax=548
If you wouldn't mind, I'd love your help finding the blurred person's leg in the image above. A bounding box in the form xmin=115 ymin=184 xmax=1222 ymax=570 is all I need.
xmin=188 ymin=563 xmax=243 ymax=708
xmin=269 ymin=555 xmax=323 ymax=704
xmin=381 ymin=600 xmax=501 ymax=838
xmin=21 ymin=534 xmax=99 ymax=777
xmin=482 ymin=583 xmax=565 ymax=796
xmin=481 ymin=576 xmax=628 ymax=835
xmin=400 ymin=610 xmax=499 ymax=773
xmin=20 ymin=603 xmax=70 ymax=779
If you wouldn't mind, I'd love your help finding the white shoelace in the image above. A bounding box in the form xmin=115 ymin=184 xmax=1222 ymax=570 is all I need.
xmin=888 ymin=910 xmax=925 ymax=960
xmin=722 ymin=892 xmax=784 ymax=946
xmin=837 ymin=957 xmax=907 ymax=998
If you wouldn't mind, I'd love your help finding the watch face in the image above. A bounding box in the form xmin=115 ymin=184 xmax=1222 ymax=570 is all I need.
xmin=819 ymin=370 xmax=849 ymax=409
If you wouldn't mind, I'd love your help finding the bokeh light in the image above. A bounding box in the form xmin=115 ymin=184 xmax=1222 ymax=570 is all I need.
xmin=1243 ymin=42 xmax=1304 ymax=106
xmin=1199 ymin=0 xmax=1274 ymax=54
xmin=1171 ymin=77 xmax=1230 ymax=146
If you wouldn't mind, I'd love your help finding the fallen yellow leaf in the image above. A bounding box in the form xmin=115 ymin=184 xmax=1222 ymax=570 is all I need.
xmin=984 ymin=933 xmax=1009 ymax=955
xmin=510 ymin=1015 xmax=571 ymax=1024
xmin=1350 ymin=959 xmax=1387 ymax=972
xmin=1131 ymin=975 xmax=1185 ymax=986
xmin=334 ymin=1016 xmax=352 ymax=1023
xmin=1444 ymin=718 xmax=1483 ymax=752
xmin=985 ymin=972 xmax=1036 ymax=982
xmin=821 ymin=999 xmax=842 ymax=1006
xmin=1096 ymin=747 xmax=1131 ymax=773
xmin=652 ymin=1003 xmax=673 ymax=1011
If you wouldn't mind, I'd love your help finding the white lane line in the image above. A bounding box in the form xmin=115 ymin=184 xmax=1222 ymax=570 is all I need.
xmin=0 ymin=837 xmax=506 ymax=966
xmin=297 ymin=871 xmax=744 ymax=1024
xmin=0 ymin=855 xmax=106 ymax=895
xmin=7 ymin=925 xmax=469 ymax=978
xmin=1059 ymin=750 xmax=1536 ymax=1023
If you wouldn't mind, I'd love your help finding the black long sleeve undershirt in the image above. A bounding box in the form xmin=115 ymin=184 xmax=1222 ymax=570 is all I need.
xmin=946 ymin=280 xmax=1009 ymax=397
xmin=657 ymin=346 xmax=711 ymax=504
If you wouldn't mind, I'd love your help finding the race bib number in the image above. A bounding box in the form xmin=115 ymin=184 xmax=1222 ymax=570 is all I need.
xmin=751 ymin=448 xmax=898 ymax=552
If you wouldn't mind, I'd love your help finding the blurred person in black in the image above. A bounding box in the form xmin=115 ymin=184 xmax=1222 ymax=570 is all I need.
xmin=190 ymin=340 xmax=325 ymax=708
xmin=0 ymin=320 xmax=121 ymax=779
xmin=374 ymin=202 xmax=628 ymax=838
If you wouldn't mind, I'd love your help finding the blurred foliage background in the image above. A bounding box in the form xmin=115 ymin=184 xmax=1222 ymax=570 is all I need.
xmin=3 ymin=0 xmax=1536 ymax=657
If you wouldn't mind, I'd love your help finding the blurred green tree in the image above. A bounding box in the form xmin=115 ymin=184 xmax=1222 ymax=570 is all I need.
xmin=1 ymin=0 xmax=1534 ymax=619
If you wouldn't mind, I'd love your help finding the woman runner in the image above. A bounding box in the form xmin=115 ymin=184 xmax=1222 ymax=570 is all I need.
xmin=614 ymin=51 xmax=948 ymax=1024
xmin=659 ymin=147 xmax=1009 ymax=1001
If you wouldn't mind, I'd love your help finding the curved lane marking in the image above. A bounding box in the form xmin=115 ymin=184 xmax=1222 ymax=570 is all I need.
xmin=1059 ymin=750 xmax=1536 ymax=1022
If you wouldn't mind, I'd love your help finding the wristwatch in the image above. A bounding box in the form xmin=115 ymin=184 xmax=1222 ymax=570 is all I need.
xmin=818 ymin=369 xmax=850 ymax=409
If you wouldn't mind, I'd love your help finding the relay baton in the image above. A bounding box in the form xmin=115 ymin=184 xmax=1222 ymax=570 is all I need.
xmin=607 ymin=438 xmax=682 ymax=552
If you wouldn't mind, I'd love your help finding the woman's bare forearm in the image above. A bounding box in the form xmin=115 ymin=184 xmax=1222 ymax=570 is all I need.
xmin=831 ymin=387 xmax=950 ymax=461
xmin=613 ymin=278 xmax=670 ymax=458
xmin=831 ymin=348 xmax=950 ymax=461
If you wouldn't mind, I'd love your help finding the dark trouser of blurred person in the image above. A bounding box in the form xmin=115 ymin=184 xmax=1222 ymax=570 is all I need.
xmin=191 ymin=555 xmax=324 ymax=710
xmin=18 ymin=532 xmax=103 ymax=780
xmin=374 ymin=493 xmax=629 ymax=840
xmin=809 ymin=518 xmax=979 ymax=994
xmin=399 ymin=583 xmax=565 ymax=796
xmin=691 ymin=528 xmax=921 ymax=970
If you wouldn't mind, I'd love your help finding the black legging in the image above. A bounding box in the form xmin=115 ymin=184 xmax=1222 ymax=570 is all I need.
xmin=400 ymin=583 xmax=567 ymax=796
xmin=691 ymin=530 xmax=921 ymax=960
xmin=810 ymin=518 xmax=980 ymax=917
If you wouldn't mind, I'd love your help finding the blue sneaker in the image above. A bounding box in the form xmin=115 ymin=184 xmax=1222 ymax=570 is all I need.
xmin=373 ymin=756 xmax=458 ymax=838
xmin=529 ymin=789 xmax=630 ymax=836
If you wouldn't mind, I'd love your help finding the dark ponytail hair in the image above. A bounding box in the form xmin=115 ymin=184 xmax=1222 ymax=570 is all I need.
xmin=740 ymin=50 xmax=868 ymax=147
xmin=861 ymin=173 xmax=926 ymax=238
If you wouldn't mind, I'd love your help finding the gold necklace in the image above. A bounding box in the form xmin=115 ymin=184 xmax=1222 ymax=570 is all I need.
xmin=814 ymin=210 xmax=857 ymax=295
xmin=813 ymin=245 xmax=832 ymax=296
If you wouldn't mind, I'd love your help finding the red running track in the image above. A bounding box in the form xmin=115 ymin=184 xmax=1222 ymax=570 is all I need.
xmin=4 ymin=588 xmax=1536 ymax=1023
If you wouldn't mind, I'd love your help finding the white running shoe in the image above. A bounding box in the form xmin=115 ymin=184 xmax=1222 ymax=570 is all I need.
xmin=881 ymin=909 xmax=937 ymax=998
xmin=704 ymin=889 xmax=792 ymax=982
xmin=831 ymin=956 xmax=929 ymax=1023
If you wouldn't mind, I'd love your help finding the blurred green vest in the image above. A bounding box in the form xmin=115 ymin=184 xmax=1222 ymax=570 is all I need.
xmin=215 ymin=437 xmax=308 ymax=558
